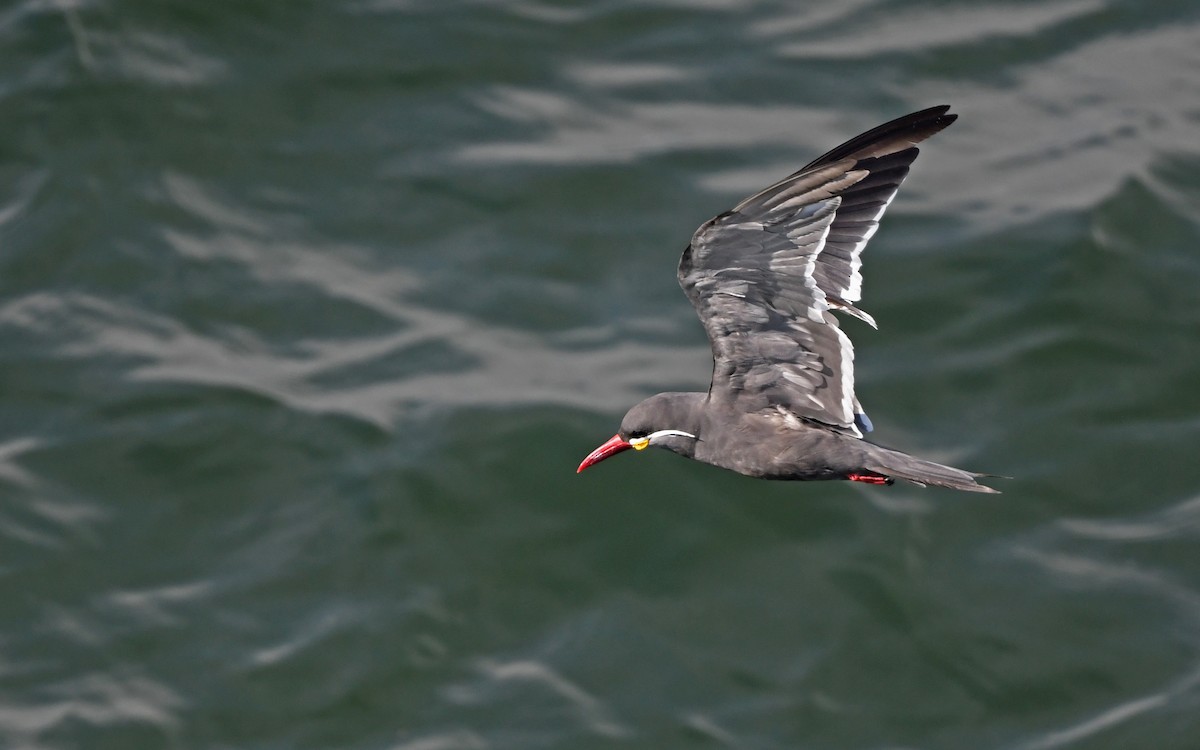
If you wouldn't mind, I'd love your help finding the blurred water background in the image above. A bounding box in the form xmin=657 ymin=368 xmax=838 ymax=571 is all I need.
xmin=1 ymin=1 xmax=1199 ymax=748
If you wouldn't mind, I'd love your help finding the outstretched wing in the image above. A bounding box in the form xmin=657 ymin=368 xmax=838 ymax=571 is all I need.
xmin=677 ymin=106 xmax=956 ymax=435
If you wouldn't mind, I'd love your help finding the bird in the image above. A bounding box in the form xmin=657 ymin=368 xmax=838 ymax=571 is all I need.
xmin=576 ymin=105 xmax=999 ymax=493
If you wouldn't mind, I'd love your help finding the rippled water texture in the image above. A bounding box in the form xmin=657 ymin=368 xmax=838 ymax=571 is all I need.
xmin=1 ymin=1 xmax=1199 ymax=748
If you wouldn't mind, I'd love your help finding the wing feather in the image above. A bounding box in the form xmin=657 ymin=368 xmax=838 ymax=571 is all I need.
xmin=677 ymin=106 xmax=957 ymax=434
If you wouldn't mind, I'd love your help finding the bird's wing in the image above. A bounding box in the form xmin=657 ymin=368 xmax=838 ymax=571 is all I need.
xmin=677 ymin=106 xmax=956 ymax=435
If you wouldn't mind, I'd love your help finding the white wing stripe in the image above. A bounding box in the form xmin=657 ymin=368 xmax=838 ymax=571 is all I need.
xmin=833 ymin=324 xmax=860 ymax=437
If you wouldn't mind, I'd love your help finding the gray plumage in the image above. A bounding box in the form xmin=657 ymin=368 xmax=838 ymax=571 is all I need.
xmin=579 ymin=106 xmax=998 ymax=493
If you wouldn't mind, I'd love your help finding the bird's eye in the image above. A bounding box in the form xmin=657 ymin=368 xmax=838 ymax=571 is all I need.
xmin=627 ymin=430 xmax=647 ymax=440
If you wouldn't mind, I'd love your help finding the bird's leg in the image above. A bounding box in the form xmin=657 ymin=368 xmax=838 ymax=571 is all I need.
xmin=847 ymin=472 xmax=894 ymax=486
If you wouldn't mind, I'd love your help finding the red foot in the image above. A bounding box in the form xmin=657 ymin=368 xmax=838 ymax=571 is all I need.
xmin=848 ymin=472 xmax=894 ymax=486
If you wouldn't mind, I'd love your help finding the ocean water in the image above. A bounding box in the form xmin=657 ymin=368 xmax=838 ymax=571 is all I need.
xmin=1 ymin=1 xmax=1199 ymax=748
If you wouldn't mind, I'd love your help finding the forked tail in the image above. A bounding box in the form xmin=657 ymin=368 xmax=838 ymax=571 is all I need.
xmin=864 ymin=445 xmax=1000 ymax=494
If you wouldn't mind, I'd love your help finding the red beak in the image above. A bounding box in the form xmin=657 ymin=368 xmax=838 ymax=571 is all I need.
xmin=576 ymin=433 xmax=632 ymax=473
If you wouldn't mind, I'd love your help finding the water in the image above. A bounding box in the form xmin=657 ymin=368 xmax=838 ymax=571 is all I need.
xmin=1 ymin=1 xmax=1199 ymax=748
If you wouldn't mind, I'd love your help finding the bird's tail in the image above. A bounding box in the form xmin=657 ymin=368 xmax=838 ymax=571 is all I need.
xmin=864 ymin=445 xmax=1001 ymax=494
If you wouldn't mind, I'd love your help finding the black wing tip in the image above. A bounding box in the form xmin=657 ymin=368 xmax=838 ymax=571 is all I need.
xmin=803 ymin=105 xmax=959 ymax=170
xmin=929 ymin=105 xmax=958 ymax=128
xmin=877 ymin=104 xmax=958 ymax=143
xmin=907 ymin=104 xmax=956 ymax=125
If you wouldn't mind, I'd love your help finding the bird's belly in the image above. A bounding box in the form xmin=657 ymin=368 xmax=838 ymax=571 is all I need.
xmin=698 ymin=427 xmax=857 ymax=481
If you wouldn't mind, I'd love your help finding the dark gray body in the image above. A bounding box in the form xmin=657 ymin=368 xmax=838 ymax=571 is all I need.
xmin=620 ymin=392 xmax=995 ymax=492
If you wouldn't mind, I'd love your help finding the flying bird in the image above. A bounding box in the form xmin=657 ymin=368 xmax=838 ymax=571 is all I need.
xmin=577 ymin=106 xmax=998 ymax=493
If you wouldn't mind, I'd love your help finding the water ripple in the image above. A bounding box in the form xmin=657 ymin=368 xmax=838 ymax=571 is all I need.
xmin=0 ymin=672 xmax=182 ymax=744
xmin=448 ymin=658 xmax=631 ymax=741
xmin=459 ymin=96 xmax=840 ymax=168
xmin=771 ymin=0 xmax=1105 ymax=58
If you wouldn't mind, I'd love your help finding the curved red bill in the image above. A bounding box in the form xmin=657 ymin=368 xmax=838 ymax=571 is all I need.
xmin=576 ymin=433 xmax=632 ymax=473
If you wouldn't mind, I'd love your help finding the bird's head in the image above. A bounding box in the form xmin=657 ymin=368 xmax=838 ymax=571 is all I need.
xmin=576 ymin=393 xmax=702 ymax=473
